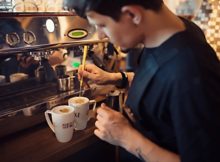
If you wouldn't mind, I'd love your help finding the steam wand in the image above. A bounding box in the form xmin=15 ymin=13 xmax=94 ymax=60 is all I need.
xmin=79 ymin=45 xmax=88 ymax=96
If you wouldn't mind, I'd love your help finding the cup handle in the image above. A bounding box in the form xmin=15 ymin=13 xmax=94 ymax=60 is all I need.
xmin=89 ymin=100 xmax=97 ymax=111
xmin=44 ymin=110 xmax=55 ymax=133
xmin=88 ymin=100 xmax=97 ymax=120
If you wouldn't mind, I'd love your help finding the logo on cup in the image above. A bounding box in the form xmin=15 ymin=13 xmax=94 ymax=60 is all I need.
xmin=62 ymin=122 xmax=74 ymax=129
xmin=44 ymin=105 xmax=75 ymax=143
xmin=74 ymin=112 xmax=80 ymax=118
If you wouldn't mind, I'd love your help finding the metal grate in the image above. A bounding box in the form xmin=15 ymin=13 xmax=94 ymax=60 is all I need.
xmin=0 ymin=82 xmax=58 ymax=111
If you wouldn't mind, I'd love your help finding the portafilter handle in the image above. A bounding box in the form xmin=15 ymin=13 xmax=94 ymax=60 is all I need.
xmin=35 ymin=65 xmax=46 ymax=83
xmin=55 ymin=65 xmax=67 ymax=78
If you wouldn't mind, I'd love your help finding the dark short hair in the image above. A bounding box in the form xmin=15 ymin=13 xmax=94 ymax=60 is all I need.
xmin=63 ymin=0 xmax=164 ymax=20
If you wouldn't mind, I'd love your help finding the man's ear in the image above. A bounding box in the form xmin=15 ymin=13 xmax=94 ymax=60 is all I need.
xmin=121 ymin=6 xmax=142 ymax=25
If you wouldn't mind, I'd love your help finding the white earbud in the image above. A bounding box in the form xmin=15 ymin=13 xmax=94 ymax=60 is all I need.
xmin=134 ymin=17 xmax=140 ymax=25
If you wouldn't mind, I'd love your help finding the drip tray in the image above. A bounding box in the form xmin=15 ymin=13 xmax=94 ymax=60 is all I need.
xmin=0 ymin=85 xmax=58 ymax=113
xmin=0 ymin=82 xmax=58 ymax=114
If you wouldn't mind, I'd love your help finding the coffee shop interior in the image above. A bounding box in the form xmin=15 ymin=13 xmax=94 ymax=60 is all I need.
xmin=0 ymin=0 xmax=220 ymax=162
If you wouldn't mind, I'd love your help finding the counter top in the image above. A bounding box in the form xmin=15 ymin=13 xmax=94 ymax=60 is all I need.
xmin=1 ymin=119 xmax=99 ymax=162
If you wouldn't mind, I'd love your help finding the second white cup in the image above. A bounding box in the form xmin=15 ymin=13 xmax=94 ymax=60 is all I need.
xmin=68 ymin=97 xmax=96 ymax=130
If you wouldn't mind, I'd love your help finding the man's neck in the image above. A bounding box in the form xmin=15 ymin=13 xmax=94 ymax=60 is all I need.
xmin=143 ymin=5 xmax=186 ymax=48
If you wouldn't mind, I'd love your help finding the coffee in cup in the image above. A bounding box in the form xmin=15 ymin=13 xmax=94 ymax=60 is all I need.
xmin=45 ymin=105 xmax=75 ymax=143
xmin=68 ymin=97 xmax=96 ymax=130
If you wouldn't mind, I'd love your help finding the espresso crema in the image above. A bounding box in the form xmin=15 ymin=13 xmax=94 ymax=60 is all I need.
xmin=53 ymin=106 xmax=73 ymax=114
xmin=69 ymin=97 xmax=88 ymax=105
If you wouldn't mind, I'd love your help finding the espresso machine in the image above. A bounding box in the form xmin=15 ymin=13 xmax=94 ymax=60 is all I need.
xmin=0 ymin=13 xmax=113 ymax=138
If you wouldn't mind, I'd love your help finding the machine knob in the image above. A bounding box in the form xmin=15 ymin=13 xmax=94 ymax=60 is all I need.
xmin=23 ymin=31 xmax=36 ymax=45
xmin=5 ymin=32 xmax=20 ymax=47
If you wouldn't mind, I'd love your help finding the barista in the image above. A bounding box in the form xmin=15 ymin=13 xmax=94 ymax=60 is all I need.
xmin=71 ymin=0 xmax=220 ymax=162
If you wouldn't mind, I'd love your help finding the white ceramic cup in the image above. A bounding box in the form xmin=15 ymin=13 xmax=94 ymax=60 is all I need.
xmin=10 ymin=73 xmax=28 ymax=83
xmin=68 ymin=97 xmax=96 ymax=130
xmin=45 ymin=105 xmax=75 ymax=143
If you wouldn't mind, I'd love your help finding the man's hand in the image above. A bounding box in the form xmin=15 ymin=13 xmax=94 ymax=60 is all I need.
xmin=78 ymin=64 xmax=114 ymax=85
xmin=94 ymin=103 xmax=133 ymax=146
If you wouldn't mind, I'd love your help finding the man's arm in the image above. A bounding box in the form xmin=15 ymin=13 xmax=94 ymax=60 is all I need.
xmin=78 ymin=64 xmax=134 ymax=87
xmin=122 ymin=127 xmax=180 ymax=162
xmin=109 ymin=72 xmax=134 ymax=87
xmin=95 ymin=104 xmax=180 ymax=162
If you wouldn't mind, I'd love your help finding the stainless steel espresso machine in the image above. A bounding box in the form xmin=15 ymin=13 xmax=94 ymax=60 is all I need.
xmin=0 ymin=12 xmax=114 ymax=138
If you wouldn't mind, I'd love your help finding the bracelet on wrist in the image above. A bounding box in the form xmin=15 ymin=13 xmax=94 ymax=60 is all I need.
xmin=116 ymin=71 xmax=128 ymax=89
